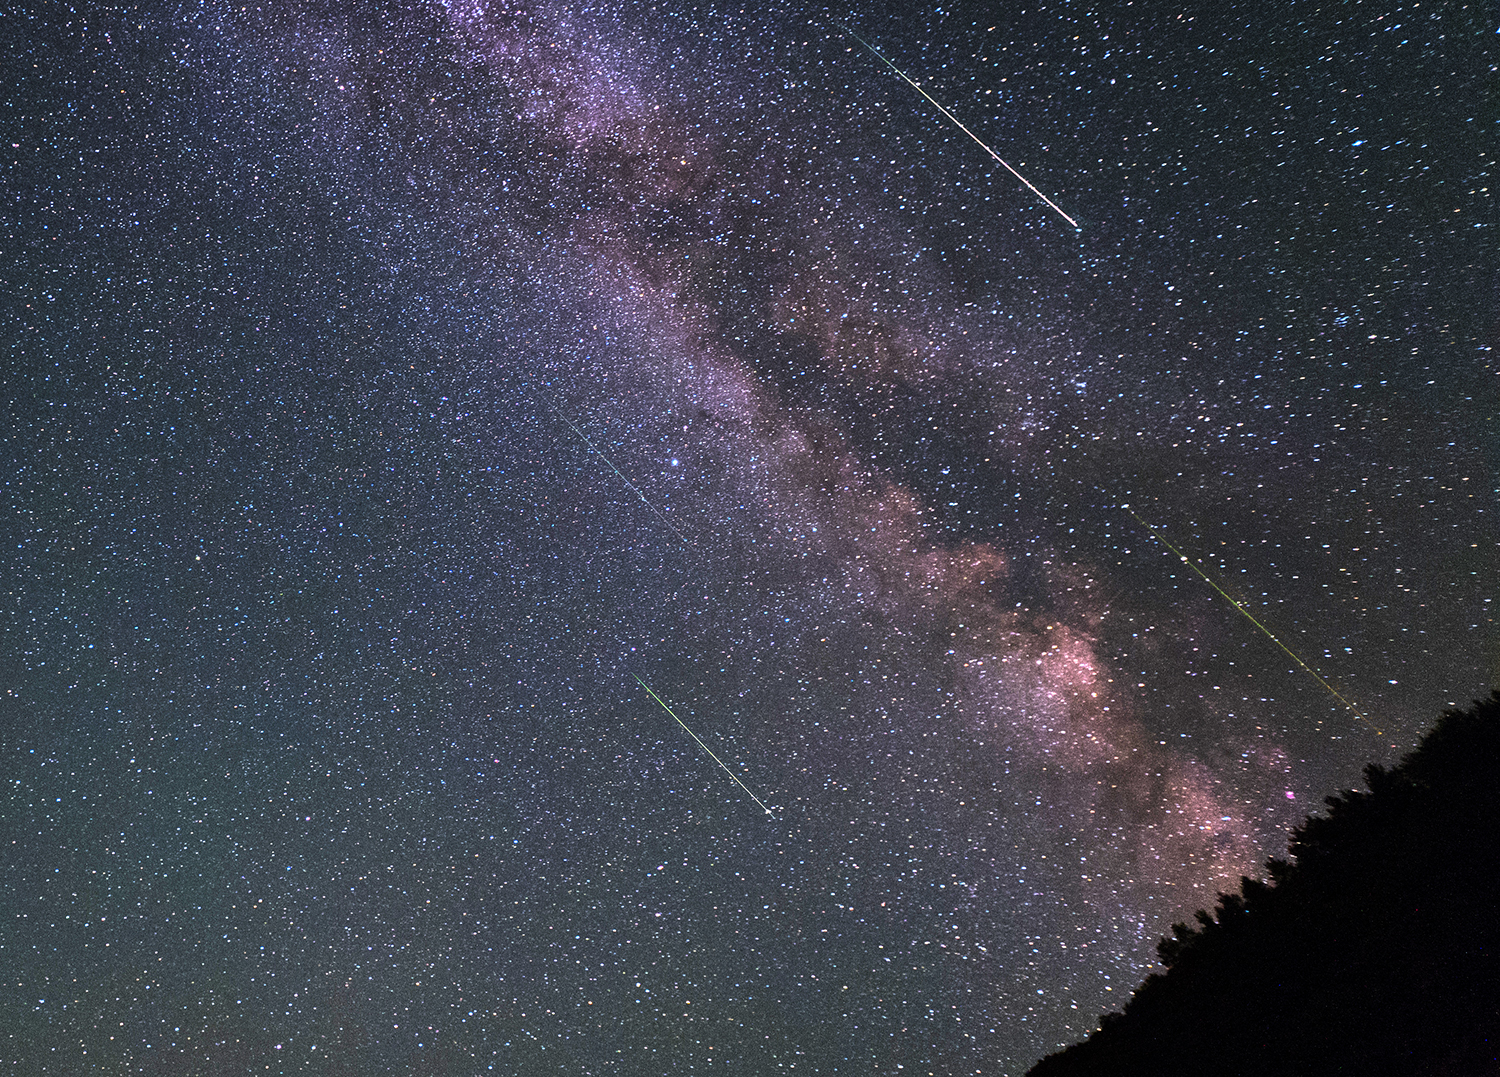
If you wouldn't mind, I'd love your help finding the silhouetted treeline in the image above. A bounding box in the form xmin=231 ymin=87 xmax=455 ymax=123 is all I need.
xmin=1028 ymin=692 xmax=1500 ymax=1077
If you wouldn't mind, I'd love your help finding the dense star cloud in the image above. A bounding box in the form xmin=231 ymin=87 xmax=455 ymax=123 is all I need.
xmin=2 ymin=1 xmax=1493 ymax=1073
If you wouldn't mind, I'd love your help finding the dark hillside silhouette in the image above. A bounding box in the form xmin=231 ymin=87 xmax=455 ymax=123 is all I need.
xmin=1028 ymin=693 xmax=1500 ymax=1077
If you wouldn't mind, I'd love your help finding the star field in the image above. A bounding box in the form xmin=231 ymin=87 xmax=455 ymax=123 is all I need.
xmin=2 ymin=1 xmax=1494 ymax=1073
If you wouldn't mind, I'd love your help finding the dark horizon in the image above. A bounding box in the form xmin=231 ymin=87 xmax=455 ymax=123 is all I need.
xmin=1029 ymin=692 xmax=1500 ymax=1076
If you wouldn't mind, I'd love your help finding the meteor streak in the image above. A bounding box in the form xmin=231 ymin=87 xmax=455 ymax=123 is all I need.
xmin=633 ymin=674 xmax=776 ymax=816
xmin=1123 ymin=506 xmax=1382 ymax=735
xmin=544 ymin=396 xmax=694 ymax=547
xmin=832 ymin=21 xmax=1080 ymax=230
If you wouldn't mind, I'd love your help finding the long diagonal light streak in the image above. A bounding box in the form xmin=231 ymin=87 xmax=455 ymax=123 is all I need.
xmin=832 ymin=21 xmax=1080 ymax=230
xmin=1123 ymin=506 xmax=1382 ymax=735
xmin=633 ymin=675 xmax=776 ymax=816
xmin=546 ymin=401 xmax=694 ymax=547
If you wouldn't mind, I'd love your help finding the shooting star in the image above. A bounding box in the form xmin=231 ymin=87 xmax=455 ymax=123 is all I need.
xmin=541 ymin=394 xmax=694 ymax=547
xmin=633 ymin=674 xmax=776 ymax=816
xmin=1123 ymin=505 xmax=1382 ymax=735
xmin=831 ymin=20 xmax=1080 ymax=231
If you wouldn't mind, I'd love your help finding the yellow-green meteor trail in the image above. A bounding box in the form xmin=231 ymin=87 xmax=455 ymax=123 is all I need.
xmin=546 ymin=400 xmax=694 ymax=548
xmin=831 ymin=20 xmax=1080 ymax=231
xmin=1123 ymin=506 xmax=1381 ymax=735
xmin=633 ymin=674 xmax=776 ymax=816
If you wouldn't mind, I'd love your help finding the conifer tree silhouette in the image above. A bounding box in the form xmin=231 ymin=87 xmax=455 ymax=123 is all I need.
xmin=1027 ymin=692 xmax=1500 ymax=1077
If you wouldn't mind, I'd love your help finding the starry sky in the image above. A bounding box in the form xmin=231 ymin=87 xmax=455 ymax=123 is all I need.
xmin=2 ymin=1 xmax=1494 ymax=1073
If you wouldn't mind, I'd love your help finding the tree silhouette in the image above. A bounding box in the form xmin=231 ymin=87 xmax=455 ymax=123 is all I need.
xmin=1028 ymin=692 xmax=1500 ymax=1077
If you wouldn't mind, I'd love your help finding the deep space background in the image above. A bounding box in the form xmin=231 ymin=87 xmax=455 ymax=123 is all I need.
xmin=2 ymin=1 xmax=1494 ymax=1073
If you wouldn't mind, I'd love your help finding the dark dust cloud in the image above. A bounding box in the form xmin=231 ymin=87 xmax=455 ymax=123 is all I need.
xmin=3 ymin=1 xmax=1493 ymax=1073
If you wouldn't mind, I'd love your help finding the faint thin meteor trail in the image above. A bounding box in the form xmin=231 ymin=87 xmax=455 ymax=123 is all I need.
xmin=544 ymin=398 xmax=694 ymax=547
xmin=633 ymin=674 xmax=776 ymax=816
xmin=1123 ymin=505 xmax=1382 ymax=735
xmin=830 ymin=21 xmax=1080 ymax=231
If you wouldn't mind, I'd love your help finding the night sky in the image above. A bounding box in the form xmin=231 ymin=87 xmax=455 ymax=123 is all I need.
xmin=3 ymin=1 xmax=1494 ymax=1073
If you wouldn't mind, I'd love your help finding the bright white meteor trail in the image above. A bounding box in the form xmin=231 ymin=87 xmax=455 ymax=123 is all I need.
xmin=831 ymin=21 xmax=1080 ymax=231
xmin=633 ymin=675 xmax=776 ymax=817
